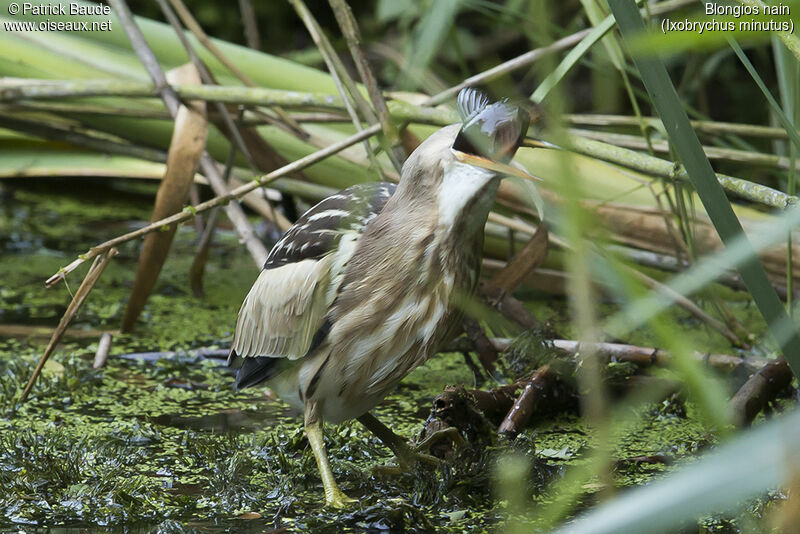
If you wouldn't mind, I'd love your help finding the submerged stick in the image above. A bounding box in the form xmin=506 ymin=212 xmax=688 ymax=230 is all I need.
xmin=93 ymin=333 xmax=113 ymax=369
xmin=498 ymin=365 xmax=557 ymax=437
xmin=21 ymin=249 xmax=118 ymax=401
xmin=447 ymin=337 xmax=770 ymax=372
xmin=728 ymin=357 xmax=794 ymax=427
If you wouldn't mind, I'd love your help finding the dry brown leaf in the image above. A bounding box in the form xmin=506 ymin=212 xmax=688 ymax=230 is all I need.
xmin=490 ymin=224 xmax=549 ymax=294
xmin=120 ymin=63 xmax=208 ymax=332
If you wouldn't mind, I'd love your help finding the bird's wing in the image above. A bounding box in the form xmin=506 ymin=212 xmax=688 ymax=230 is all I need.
xmin=230 ymin=183 xmax=396 ymax=385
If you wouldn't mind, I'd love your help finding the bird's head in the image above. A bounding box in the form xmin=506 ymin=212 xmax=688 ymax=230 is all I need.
xmin=393 ymin=89 xmax=529 ymax=235
xmin=452 ymin=88 xmax=530 ymax=164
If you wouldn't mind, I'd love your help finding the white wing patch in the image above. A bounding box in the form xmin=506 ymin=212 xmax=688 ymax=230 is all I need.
xmin=307 ymin=209 xmax=350 ymax=221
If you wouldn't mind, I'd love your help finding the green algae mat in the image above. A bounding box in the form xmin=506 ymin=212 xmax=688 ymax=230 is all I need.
xmin=0 ymin=181 xmax=782 ymax=532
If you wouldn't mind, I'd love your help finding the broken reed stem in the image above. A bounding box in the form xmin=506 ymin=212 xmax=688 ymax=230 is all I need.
xmin=108 ymin=0 xmax=268 ymax=266
xmin=4 ymin=78 xmax=790 ymax=209
xmin=44 ymin=124 xmax=381 ymax=287
xmin=567 ymin=114 xmax=795 ymax=139
xmin=21 ymin=249 xmax=118 ymax=401
xmin=571 ymin=128 xmax=800 ymax=172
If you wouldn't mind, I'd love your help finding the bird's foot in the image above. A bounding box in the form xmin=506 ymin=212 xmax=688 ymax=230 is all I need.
xmin=325 ymin=485 xmax=357 ymax=509
xmin=371 ymin=443 xmax=442 ymax=476
xmin=396 ymin=444 xmax=442 ymax=469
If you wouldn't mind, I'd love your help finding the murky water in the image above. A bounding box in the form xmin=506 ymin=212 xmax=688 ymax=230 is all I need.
xmin=0 ymin=179 xmax=776 ymax=532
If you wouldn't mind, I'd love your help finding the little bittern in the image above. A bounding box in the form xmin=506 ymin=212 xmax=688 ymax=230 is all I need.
xmin=229 ymin=89 xmax=529 ymax=507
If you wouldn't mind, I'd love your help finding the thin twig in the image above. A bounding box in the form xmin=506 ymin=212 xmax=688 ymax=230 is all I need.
xmin=571 ymin=128 xmax=800 ymax=172
xmin=423 ymin=30 xmax=592 ymax=106
xmin=449 ymin=337 xmax=770 ymax=372
xmin=21 ymin=249 xmax=118 ymax=401
xmin=527 ymin=137 xmax=796 ymax=210
xmin=421 ymin=0 xmax=695 ymax=106
xmin=156 ymin=0 xmax=257 ymax=170
xmin=107 ymin=0 xmax=268 ymax=267
xmin=462 ymin=317 xmax=499 ymax=377
xmin=329 ymin=0 xmax=405 ymax=170
xmin=0 ymin=112 xmax=167 ymax=163
xmin=289 ymin=0 xmax=385 ymax=180
xmin=155 ymin=0 xmax=286 ymax=231
xmin=190 ymin=140 xmax=238 ymax=298
xmin=622 ymin=258 xmax=744 ymax=347
xmin=166 ymin=0 xmax=305 ymax=137
xmin=549 ymin=229 xmax=744 ymax=346
xmin=44 ymin=124 xmax=382 ymax=287
xmin=1 ymin=100 xmax=171 ymax=119
xmin=238 ymin=0 xmax=261 ymax=50
xmin=567 ymin=113 xmax=794 ymax=139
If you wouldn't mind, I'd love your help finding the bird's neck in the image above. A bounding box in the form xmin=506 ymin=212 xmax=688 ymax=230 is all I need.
xmin=380 ymin=161 xmax=498 ymax=245
xmin=434 ymin=162 xmax=499 ymax=241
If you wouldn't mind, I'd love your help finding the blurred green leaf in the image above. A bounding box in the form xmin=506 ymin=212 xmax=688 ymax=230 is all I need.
xmin=531 ymin=13 xmax=616 ymax=104
xmin=551 ymin=407 xmax=800 ymax=534
xmin=609 ymin=0 xmax=800 ymax=380
xmin=376 ymin=0 xmax=417 ymax=22
xmin=400 ymin=0 xmax=463 ymax=90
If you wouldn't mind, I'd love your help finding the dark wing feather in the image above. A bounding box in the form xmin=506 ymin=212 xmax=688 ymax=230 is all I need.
xmin=234 ymin=356 xmax=279 ymax=390
xmin=263 ymin=182 xmax=396 ymax=269
xmin=230 ymin=182 xmax=396 ymax=389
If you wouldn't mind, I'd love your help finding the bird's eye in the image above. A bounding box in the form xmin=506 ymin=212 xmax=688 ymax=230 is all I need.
xmin=452 ymin=127 xmax=482 ymax=158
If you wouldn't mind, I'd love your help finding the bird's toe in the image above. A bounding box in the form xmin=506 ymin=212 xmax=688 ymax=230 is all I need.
xmin=325 ymin=487 xmax=357 ymax=509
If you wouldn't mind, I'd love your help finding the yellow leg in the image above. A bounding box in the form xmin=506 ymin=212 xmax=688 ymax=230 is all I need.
xmin=304 ymin=412 xmax=355 ymax=508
